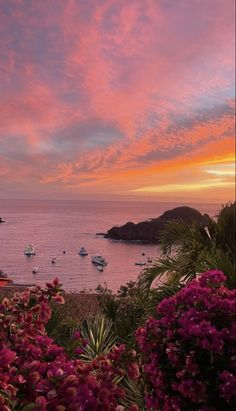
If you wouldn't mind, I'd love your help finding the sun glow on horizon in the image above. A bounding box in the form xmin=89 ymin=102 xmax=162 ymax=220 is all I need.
xmin=132 ymin=180 xmax=235 ymax=193
xmin=204 ymin=162 xmax=235 ymax=176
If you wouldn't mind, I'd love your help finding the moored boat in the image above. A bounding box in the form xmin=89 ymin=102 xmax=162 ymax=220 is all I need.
xmin=79 ymin=247 xmax=88 ymax=256
xmin=135 ymin=261 xmax=146 ymax=266
xmin=24 ymin=244 xmax=35 ymax=256
xmin=91 ymin=255 xmax=107 ymax=266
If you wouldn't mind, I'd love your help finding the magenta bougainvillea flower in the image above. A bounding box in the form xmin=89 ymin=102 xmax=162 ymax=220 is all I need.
xmin=0 ymin=280 xmax=138 ymax=410
xmin=136 ymin=270 xmax=236 ymax=411
xmin=1 ymin=270 xmax=235 ymax=411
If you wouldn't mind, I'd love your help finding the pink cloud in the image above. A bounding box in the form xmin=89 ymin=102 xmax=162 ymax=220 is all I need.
xmin=0 ymin=0 xmax=234 ymax=201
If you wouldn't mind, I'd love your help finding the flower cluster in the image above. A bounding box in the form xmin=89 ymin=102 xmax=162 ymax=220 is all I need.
xmin=0 ymin=279 xmax=138 ymax=411
xmin=136 ymin=270 xmax=236 ymax=411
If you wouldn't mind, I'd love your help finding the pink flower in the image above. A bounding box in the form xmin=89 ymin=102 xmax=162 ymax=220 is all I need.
xmin=53 ymin=278 xmax=59 ymax=286
xmin=53 ymin=294 xmax=65 ymax=304
xmin=137 ymin=270 xmax=236 ymax=410
xmin=39 ymin=302 xmax=51 ymax=323
xmin=127 ymin=362 xmax=140 ymax=380
xmin=0 ymin=349 xmax=16 ymax=368
xmin=129 ymin=405 xmax=139 ymax=411
xmin=73 ymin=330 xmax=81 ymax=340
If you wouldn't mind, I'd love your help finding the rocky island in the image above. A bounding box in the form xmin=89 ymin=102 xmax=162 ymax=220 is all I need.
xmin=104 ymin=206 xmax=209 ymax=243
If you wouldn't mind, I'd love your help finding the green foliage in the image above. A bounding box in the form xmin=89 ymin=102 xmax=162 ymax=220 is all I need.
xmin=45 ymin=294 xmax=101 ymax=355
xmin=217 ymin=202 xmax=236 ymax=258
xmin=97 ymin=280 xmax=166 ymax=347
xmin=45 ymin=305 xmax=65 ymax=336
xmin=139 ymin=202 xmax=236 ymax=290
xmin=120 ymin=377 xmax=146 ymax=410
xmin=117 ymin=280 xmax=139 ymax=297
xmin=78 ymin=314 xmax=117 ymax=361
xmin=99 ymin=293 xmax=141 ymax=344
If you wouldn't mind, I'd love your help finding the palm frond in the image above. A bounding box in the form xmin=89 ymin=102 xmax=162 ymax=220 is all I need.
xmin=217 ymin=202 xmax=236 ymax=258
xmin=45 ymin=306 xmax=65 ymax=336
xmin=199 ymin=248 xmax=236 ymax=289
xmin=78 ymin=314 xmax=116 ymax=361
xmin=138 ymin=250 xmax=201 ymax=291
xmin=160 ymin=219 xmax=211 ymax=255
xmin=120 ymin=377 xmax=146 ymax=410
xmin=138 ymin=256 xmax=177 ymax=291
xmin=139 ymin=204 xmax=236 ymax=291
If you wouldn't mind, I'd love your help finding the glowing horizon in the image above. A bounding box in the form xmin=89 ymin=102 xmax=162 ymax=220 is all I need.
xmin=0 ymin=0 xmax=235 ymax=202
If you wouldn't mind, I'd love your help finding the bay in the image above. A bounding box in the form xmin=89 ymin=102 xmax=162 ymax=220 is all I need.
xmin=0 ymin=199 xmax=219 ymax=292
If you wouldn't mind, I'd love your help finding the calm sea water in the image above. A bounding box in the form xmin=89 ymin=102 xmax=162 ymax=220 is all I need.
xmin=0 ymin=199 xmax=219 ymax=292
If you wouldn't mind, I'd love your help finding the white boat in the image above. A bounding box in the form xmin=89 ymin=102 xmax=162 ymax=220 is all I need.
xmin=91 ymin=255 xmax=107 ymax=266
xmin=79 ymin=247 xmax=88 ymax=256
xmin=97 ymin=265 xmax=104 ymax=272
xmin=24 ymin=244 xmax=35 ymax=256
xmin=135 ymin=261 xmax=146 ymax=266
xmin=32 ymin=267 xmax=39 ymax=274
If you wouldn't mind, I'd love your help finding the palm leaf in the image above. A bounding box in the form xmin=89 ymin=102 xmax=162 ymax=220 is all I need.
xmin=160 ymin=219 xmax=211 ymax=255
xmin=217 ymin=202 xmax=236 ymax=257
xmin=139 ymin=204 xmax=236 ymax=290
xmin=120 ymin=376 xmax=146 ymax=410
xmin=45 ymin=306 xmax=65 ymax=336
xmin=138 ymin=256 xmax=177 ymax=290
xmin=78 ymin=314 xmax=116 ymax=361
xmin=199 ymin=248 xmax=236 ymax=289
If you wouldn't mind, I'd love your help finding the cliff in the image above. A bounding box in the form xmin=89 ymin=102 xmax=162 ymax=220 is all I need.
xmin=104 ymin=206 xmax=209 ymax=243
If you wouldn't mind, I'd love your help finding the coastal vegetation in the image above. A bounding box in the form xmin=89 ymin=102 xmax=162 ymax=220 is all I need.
xmin=139 ymin=202 xmax=236 ymax=290
xmin=1 ymin=271 xmax=235 ymax=410
xmin=0 ymin=203 xmax=235 ymax=410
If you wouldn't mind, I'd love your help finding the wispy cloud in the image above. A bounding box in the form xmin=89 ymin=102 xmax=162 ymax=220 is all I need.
xmin=0 ymin=0 xmax=235 ymax=201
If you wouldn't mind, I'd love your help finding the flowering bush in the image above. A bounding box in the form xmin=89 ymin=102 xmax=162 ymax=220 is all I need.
xmin=0 ymin=279 xmax=139 ymax=411
xmin=136 ymin=270 xmax=236 ymax=411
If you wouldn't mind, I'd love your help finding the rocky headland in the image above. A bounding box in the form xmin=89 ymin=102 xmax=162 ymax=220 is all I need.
xmin=104 ymin=206 xmax=209 ymax=243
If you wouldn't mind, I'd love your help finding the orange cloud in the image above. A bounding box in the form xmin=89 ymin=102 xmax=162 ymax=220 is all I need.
xmin=0 ymin=0 xmax=235 ymax=202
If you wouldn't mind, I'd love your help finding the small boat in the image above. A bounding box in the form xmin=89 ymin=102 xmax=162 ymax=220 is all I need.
xmin=0 ymin=271 xmax=13 ymax=287
xmin=24 ymin=244 xmax=36 ymax=256
xmin=142 ymin=252 xmax=145 ymax=256
xmin=91 ymin=255 xmax=107 ymax=266
xmin=79 ymin=247 xmax=88 ymax=256
xmin=97 ymin=265 xmax=104 ymax=272
xmin=0 ymin=217 xmax=6 ymax=223
xmin=32 ymin=267 xmax=39 ymax=274
xmin=63 ymin=250 xmax=66 ymax=254
xmin=51 ymin=258 xmax=56 ymax=264
xmin=147 ymin=257 xmax=153 ymax=264
xmin=135 ymin=261 xmax=147 ymax=266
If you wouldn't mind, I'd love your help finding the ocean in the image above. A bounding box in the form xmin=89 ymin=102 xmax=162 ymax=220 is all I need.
xmin=0 ymin=199 xmax=219 ymax=292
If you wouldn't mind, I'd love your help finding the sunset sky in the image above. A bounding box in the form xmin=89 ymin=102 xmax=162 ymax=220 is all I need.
xmin=0 ymin=0 xmax=235 ymax=202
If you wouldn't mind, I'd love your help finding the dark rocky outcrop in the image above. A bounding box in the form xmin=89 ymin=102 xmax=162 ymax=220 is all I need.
xmin=104 ymin=206 xmax=209 ymax=243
